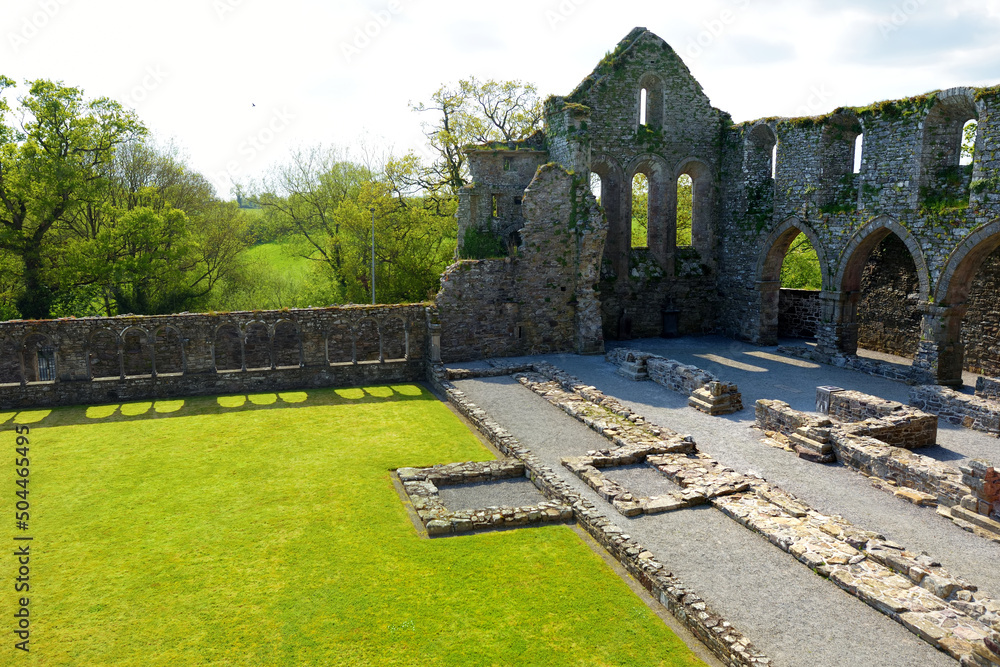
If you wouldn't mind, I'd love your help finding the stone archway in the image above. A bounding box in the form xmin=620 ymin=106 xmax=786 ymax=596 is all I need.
xmin=753 ymin=218 xmax=830 ymax=345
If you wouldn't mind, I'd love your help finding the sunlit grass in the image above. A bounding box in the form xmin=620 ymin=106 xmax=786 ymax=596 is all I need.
xmin=5 ymin=384 xmax=707 ymax=666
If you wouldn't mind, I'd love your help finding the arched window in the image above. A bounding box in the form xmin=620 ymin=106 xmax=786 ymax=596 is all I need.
xmin=918 ymin=91 xmax=977 ymax=207
xmin=214 ymin=324 xmax=243 ymax=372
xmin=122 ymin=328 xmax=152 ymax=377
xmin=853 ymin=134 xmax=864 ymax=174
xmin=590 ymin=172 xmax=603 ymax=203
xmin=676 ymin=160 xmax=714 ymax=259
xmin=631 ymin=173 xmax=649 ymax=248
xmin=244 ymin=322 xmax=271 ymax=370
xmin=637 ymin=73 xmax=664 ymax=129
xmin=771 ymin=144 xmax=778 ymax=180
xmin=23 ymin=334 xmax=56 ymax=383
xmin=961 ymin=119 xmax=978 ymax=166
xmin=89 ymin=329 xmax=120 ymax=380
xmin=819 ymin=115 xmax=861 ymax=213
xmin=676 ymin=175 xmax=693 ymax=247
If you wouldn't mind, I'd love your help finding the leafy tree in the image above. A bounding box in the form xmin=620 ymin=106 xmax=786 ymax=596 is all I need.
xmin=55 ymin=139 xmax=251 ymax=316
xmin=0 ymin=77 xmax=145 ymax=317
xmin=406 ymin=77 xmax=544 ymax=199
xmin=251 ymin=147 xmax=456 ymax=305
xmin=781 ymin=234 xmax=822 ymax=290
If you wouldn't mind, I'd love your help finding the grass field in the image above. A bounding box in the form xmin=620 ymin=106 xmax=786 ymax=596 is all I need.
xmin=1 ymin=386 xmax=707 ymax=666
xmin=244 ymin=239 xmax=314 ymax=283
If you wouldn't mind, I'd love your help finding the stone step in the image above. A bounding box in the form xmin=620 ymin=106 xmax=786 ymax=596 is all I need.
xmin=789 ymin=433 xmax=833 ymax=455
xmin=951 ymin=505 xmax=1000 ymax=536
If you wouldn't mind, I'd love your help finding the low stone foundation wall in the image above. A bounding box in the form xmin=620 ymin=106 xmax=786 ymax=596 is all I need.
xmin=522 ymin=367 xmax=1000 ymax=662
xmin=976 ymin=376 xmax=1000 ymax=401
xmin=756 ymin=399 xmax=968 ymax=507
xmin=777 ymin=344 xmax=933 ymax=385
xmin=428 ymin=362 xmax=771 ymax=667
xmin=828 ymin=390 xmax=938 ymax=449
xmin=397 ymin=460 xmax=573 ymax=535
xmin=910 ymin=385 xmax=1000 ymax=436
xmin=605 ymin=348 xmax=742 ymax=415
xmin=647 ymin=358 xmax=717 ymax=394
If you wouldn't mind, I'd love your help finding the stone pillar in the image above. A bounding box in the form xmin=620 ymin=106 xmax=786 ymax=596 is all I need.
xmin=912 ymin=302 xmax=967 ymax=386
xmin=814 ymin=290 xmax=859 ymax=356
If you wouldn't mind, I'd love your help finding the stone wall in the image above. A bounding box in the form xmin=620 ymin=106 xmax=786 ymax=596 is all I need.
xmin=778 ymin=289 xmax=820 ymax=339
xmin=437 ymin=164 xmax=606 ymax=362
xmin=646 ymin=357 xmax=716 ymax=394
xmin=910 ymin=385 xmax=1000 ymax=436
xmin=0 ymin=304 xmax=427 ymax=409
xmin=756 ymin=398 xmax=968 ymax=507
xmin=857 ymin=234 xmax=923 ymax=358
xmin=976 ymin=376 xmax=1000 ymax=401
xmin=827 ymin=390 xmax=938 ymax=449
xmin=962 ymin=247 xmax=1000 ymax=376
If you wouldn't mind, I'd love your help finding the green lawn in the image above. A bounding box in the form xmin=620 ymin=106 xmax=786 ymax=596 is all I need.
xmin=2 ymin=386 xmax=707 ymax=666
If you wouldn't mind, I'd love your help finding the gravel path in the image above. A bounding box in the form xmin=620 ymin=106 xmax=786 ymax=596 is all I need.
xmin=515 ymin=340 xmax=1000 ymax=602
xmin=452 ymin=374 xmax=955 ymax=667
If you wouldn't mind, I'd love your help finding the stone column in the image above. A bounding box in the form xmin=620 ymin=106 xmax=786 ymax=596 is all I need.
xmin=912 ymin=302 xmax=967 ymax=386
xmin=814 ymin=290 xmax=859 ymax=356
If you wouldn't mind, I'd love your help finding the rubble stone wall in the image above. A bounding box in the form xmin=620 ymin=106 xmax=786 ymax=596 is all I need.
xmin=857 ymin=234 xmax=923 ymax=358
xmin=778 ymin=289 xmax=820 ymax=339
xmin=910 ymin=385 xmax=1000 ymax=436
xmin=0 ymin=304 xmax=426 ymax=409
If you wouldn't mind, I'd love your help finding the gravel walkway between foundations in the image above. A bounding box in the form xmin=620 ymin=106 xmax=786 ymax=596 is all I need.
xmin=452 ymin=374 xmax=955 ymax=667
xmin=509 ymin=338 xmax=1000 ymax=601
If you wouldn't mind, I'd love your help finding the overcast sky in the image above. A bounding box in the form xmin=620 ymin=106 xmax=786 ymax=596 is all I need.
xmin=3 ymin=0 xmax=999 ymax=197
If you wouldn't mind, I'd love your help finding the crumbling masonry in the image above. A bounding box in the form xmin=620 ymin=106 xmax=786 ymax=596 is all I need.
xmin=0 ymin=27 xmax=1000 ymax=407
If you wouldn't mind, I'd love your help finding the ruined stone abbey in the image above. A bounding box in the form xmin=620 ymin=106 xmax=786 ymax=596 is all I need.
xmin=0 ymin=27 xmax=999 ymax=407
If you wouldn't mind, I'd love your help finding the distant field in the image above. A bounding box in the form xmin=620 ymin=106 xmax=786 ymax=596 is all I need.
xmin=3 ymin=386 xmax=706 ymax=666
xmin=245 ymin=238 xmax=315 ymax=281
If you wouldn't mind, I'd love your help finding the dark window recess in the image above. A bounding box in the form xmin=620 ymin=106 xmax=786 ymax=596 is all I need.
xmin=503 ymin=158 xmax=511 ymax=171
xmin=37 ymin=348 xmax=56 ymax=381
xmin=491 ymin=195 xmax=499 ymax=218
